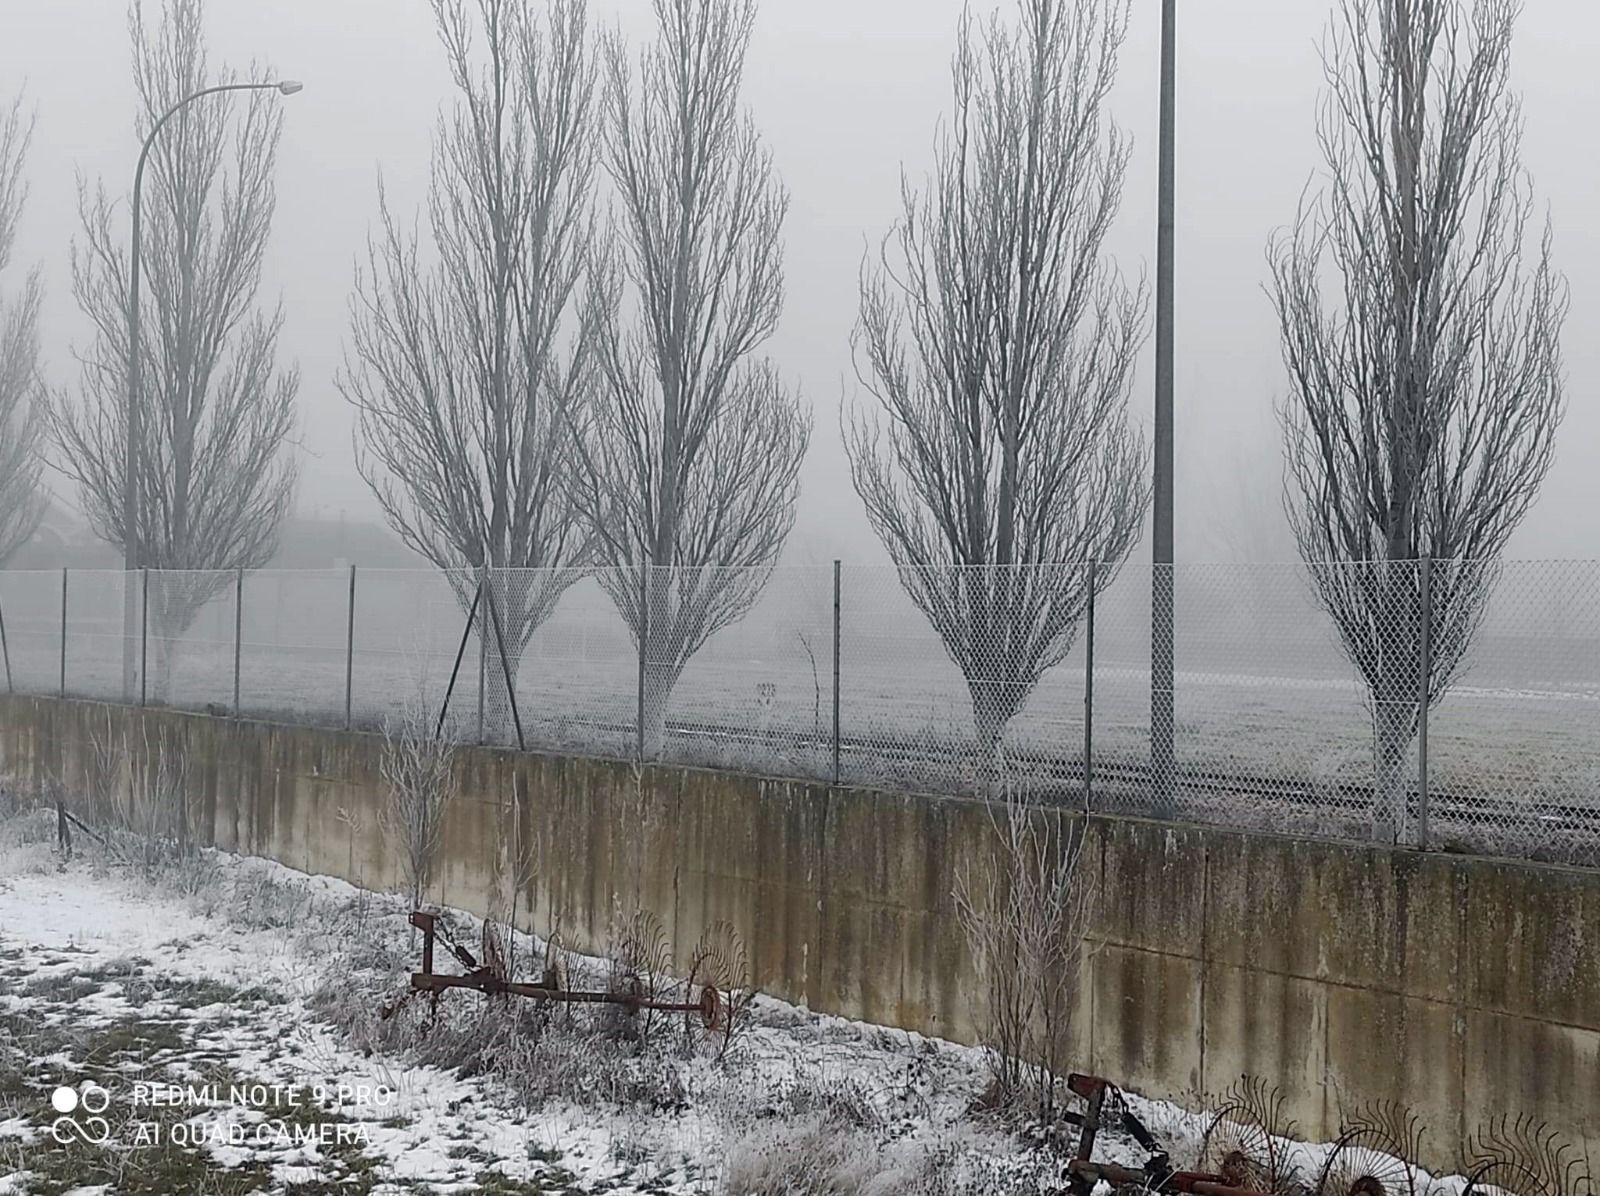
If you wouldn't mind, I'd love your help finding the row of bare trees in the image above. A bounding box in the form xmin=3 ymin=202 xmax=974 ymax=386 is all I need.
xmin=344 ymin=0 xmax=809 ymax=750
xmin=851 ymin=0 xmax=1565 ymax=817
xmin=0 ymin=0 xmax=1569 ymax=826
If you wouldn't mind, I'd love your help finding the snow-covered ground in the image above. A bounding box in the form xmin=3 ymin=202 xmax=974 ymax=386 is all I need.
xmin=0 ymin=806 xmax=1496 ymax=1196
xmin=0 ymin=807 xmax=1198 ymax=1195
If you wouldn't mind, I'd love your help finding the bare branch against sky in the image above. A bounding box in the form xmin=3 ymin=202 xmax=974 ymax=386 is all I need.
xmin=44 ymin=0 xmax=299 ymax=695
xmin=341 ymin=0 xmax=599 ymax=713
xmin=1270 ymin=0 xmax=1567 ymax=841
xmin=567 ymin=0 xmax=812 ymax=755
xmin=0 ymin=90 xmax=46 ymax=567
xmin=846 ymin=0 xmax=1149 ymax=767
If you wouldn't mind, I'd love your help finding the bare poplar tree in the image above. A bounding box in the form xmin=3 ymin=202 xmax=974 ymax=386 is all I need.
xmin=0 ymin=92 xmax=46 ymax=566
xmin=342 ymin=0 xmax=598 ymax=728
xmin=568 ymin=0 xmax=811 ymax=755
xmin=46 ymin=0 xmax=299 ymax=700
xmin=846 ymin=0 xmax=1148 ymax=769
xmin=1270 ymin=0 xmax=1565 ymax=841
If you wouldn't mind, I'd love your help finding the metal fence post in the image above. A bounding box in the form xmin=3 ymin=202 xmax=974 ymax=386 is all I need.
xmin=1084 ymin=559 xmax=1096 ymax=812
xmin=140 ymin=567 xmax=149 ymax=706
xmin=233 ymin=568 xmax=243 ymax=718
xmin=832 ymin=560 xmax=841 ymax=787
xmin=345 ymin=565 xmax=357 ymax=731
xmin=636 ymin=560 xmax=649 ymax=764
xmin=59 ymin=569 xmax=67 ymax=698
xmin=476 ymin=564 xmax=488 ymax=745
xmin=1417 ymin=555 xmax=1433 ymax=849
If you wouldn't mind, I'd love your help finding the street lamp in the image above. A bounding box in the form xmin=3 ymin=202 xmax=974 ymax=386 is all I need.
xmin=121 ymin=78 xmax=302 ymax=699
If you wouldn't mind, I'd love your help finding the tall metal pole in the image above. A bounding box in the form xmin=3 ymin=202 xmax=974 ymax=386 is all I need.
xmin=1151 ymin=0 xmax=1177 ymax=817
xmin=121 ymin=79 xmax=303 ymax=703
xmin=1084 ymin=559 xmax=1097 ymax=813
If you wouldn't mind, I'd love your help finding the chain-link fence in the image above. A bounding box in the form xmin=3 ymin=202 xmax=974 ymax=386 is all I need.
xmin=0 ymin=560 xmax=1594 ymax=867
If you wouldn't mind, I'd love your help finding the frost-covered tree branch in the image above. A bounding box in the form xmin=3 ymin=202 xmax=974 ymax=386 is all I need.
xmin=846 ymin=0 xmax=1148 ymax=768
xmin=568 ymin=0 xmax=811 ymax=755
xmin=1269 ymin=0 xmax=1566 ymax=840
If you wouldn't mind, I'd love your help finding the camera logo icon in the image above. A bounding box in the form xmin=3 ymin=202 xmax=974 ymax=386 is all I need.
xmin=50 ymin=1082 xmax=112 ymax=1145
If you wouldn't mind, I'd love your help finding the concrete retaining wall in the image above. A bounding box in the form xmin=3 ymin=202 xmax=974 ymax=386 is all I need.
xmin=2 ymin=695 xmax=1595 ymax=1168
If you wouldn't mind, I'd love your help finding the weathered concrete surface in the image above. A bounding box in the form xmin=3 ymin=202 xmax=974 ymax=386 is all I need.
xmin=2 ymin=695 xmax=1596 ymax=1170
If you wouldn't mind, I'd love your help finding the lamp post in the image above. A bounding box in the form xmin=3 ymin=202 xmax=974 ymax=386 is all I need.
xmin=121 ymin=78 xmax=302 ymax=700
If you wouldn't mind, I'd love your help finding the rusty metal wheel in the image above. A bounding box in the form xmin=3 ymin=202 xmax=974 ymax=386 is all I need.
xmin=698 ymin=983 xmax=722 ymax=1030
xmin=1314 ymin=1105 xmax=1431 ymax=1196
xmin=1200 ymin=1078 xmax=1299 ymax=1194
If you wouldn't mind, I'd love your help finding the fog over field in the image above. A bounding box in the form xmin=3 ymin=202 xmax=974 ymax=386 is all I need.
xmin=2 ymin=0 xmax=1596 ymax=566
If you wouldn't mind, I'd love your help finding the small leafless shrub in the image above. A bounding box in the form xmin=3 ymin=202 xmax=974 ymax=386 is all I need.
xmin=377 ymin=684 xmax=458 ymax=913
xmin=952 ymin=787 xmax=1094 ymax=1125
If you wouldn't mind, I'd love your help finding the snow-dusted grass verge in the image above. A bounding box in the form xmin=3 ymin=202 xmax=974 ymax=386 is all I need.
xmin=0 ymin=805 xmax=1499 ymax=1196
xmin=0 ymin=806 xmax=1176 ymax=1194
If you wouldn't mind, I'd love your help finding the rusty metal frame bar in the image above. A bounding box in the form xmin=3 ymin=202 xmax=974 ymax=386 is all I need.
xmin=406 ymin=911 xmax=713 ymax=1018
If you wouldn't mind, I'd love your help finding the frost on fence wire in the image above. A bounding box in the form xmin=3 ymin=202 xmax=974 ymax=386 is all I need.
xmin=479 ymin=567 xmax=634 ymax=759
xmin=61 ymin=570 xmax=136 ymax=702
xmin=349 ymin=569 xmax=475 ymax=739
xmin=837 ymin=563 xmax=1099 ymax=797
xmin=1428 ymin=559 xmax=1600 ymax=866
xmin=1085 ymin=561 xmax=1151 ymax=808
xmin=0 ymin=570 xmax=67 ymax=696
xmin=142 ymin=570 xmax=236 ymax=713
xmin=647 ymin=565 xmax=834 ymax=778
xmin=237 ymin=570 xmax=352 ymax=727
xmin=1161 ymin=561 xmax=1408 ymax=841
xmin=4 ymin=559 xmax=1596 ymax=869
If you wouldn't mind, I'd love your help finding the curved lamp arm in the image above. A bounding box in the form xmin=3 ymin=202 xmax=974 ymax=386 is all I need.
xmin=124 ymin=79 xmax=301 ymax=570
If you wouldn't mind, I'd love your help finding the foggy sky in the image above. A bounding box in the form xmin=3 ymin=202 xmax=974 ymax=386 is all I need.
xmin=1 ymin=0 xmax=1595 ymax=565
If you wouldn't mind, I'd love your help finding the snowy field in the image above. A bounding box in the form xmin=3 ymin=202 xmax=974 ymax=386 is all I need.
xmin=0 ymin=807 xmax=1200 ymax=1195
